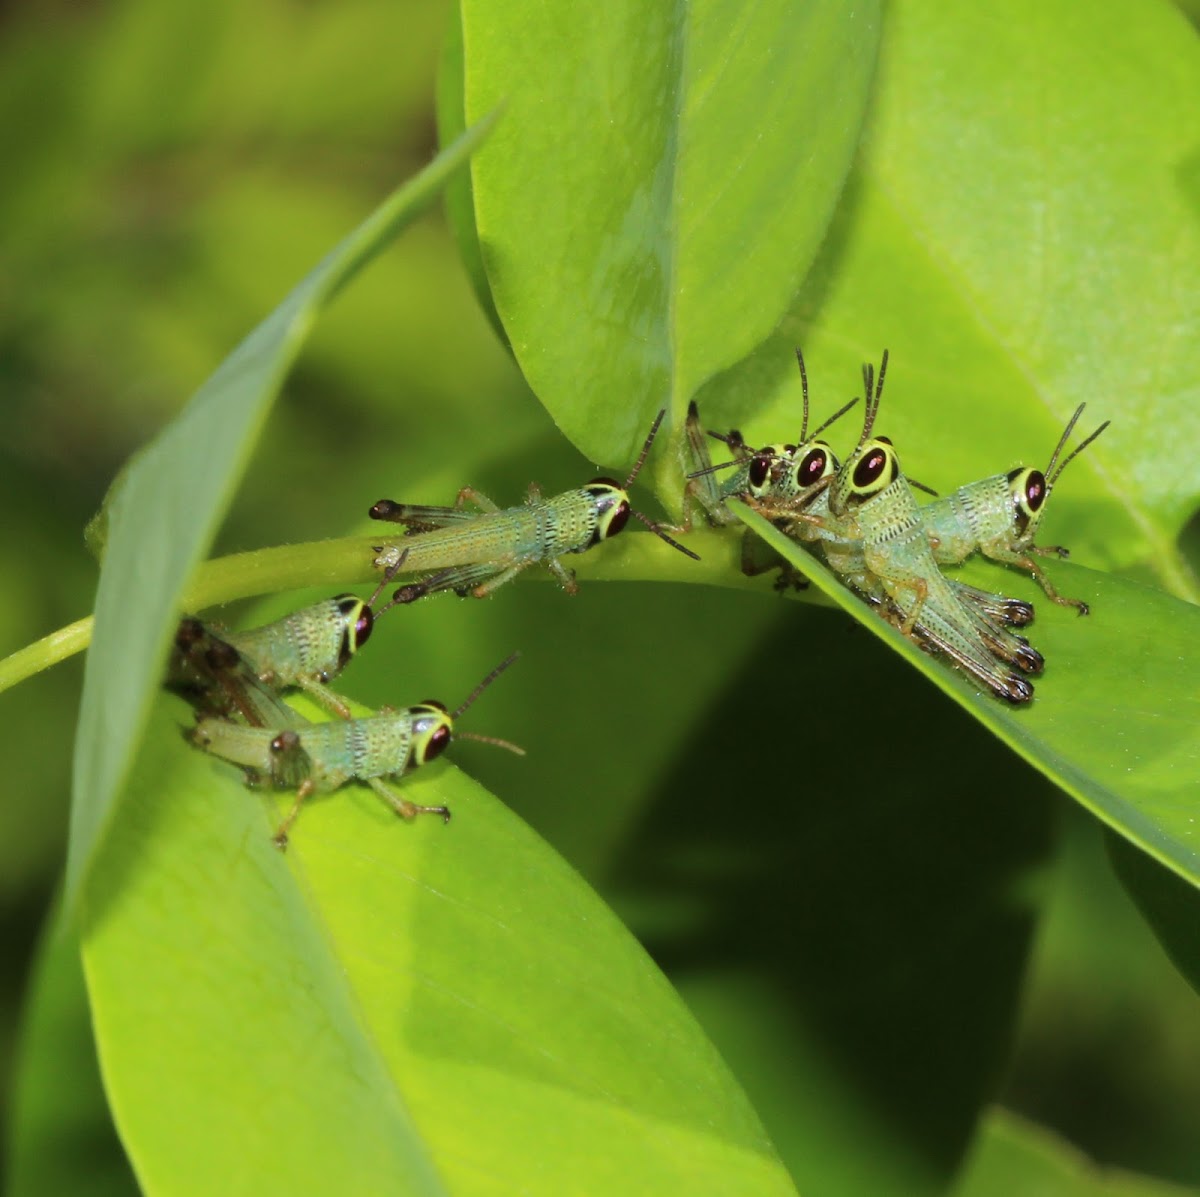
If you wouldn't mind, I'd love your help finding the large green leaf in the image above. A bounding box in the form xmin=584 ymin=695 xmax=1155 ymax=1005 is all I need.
xmin=696 ymin=0 xmax=1200 ymax=594
xmin=609 ymin=610 xmax=1056 ymax=1197
xmin=6 ymin=916 xmax=137 ymax=1197
xmin=66 ymin=117 xmax=495 ymax=907
xmin=736 ymin=506 xmax=1200 ymax=890
xmin=456 ymin=0 xmax=881 ymax=460
xmin=953 ymin=1108 xmax=1198 ymax=1197
xmin=81 ymin=698 xmax=797 ymax=1196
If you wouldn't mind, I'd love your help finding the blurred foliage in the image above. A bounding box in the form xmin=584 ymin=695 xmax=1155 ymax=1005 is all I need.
xmin=1 ymin=0 xmax=1199 ymax=1192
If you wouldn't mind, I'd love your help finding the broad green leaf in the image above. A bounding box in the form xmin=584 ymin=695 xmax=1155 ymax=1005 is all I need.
xmin=457 ymin=0 xmax=881 ymax=460
xmin=696 ymin=0 xmax=1200 ymax=595
xmin=1109 ymin=833 xmax=1200 ymax=997
xmin=953 ymin=1108 xmax=1197 ymax=1197
xmin=67 ymin=117 xmax=495 ymax=908
xmin=6 ymin=915 xmax=137 ymax=1197
xmin=82 ymin=699 xmax=797 ymax=1197
xmin=736 ymin=505 xmax=1200 ymax=890
xmin=609 ymin=609 xmax=1056 ymax=1197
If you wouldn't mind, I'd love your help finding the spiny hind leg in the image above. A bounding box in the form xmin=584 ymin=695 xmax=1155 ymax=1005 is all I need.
xmin=889 ymin=575 xmax=929 ymax=635
xmin=985 ymin=547 xmax=1089 ymax=615
xmin=368 ymin=778 xmax=451 ymax=823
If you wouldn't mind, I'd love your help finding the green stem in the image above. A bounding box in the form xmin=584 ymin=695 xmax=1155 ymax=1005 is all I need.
xmin=0 ymin=527 xmax=782 ymax=696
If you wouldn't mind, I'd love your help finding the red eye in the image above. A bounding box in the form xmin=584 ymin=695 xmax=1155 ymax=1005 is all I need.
xmin=749 ymin=454 xmax=771 ymax=489
xmin=853 ymin=447 xmax=889 ymax=489
xmin=605 ymin=499 xmax=630 ymax=537
xmin=424 ymin=723 xmax=451 ymax=762
xmin=799 ymin=448 xmax=828 ymax=487
xmin=1025 ymin=471 xmax=1046 ymax=511
xmin=354 ymin=608 xmax=373 ymax=647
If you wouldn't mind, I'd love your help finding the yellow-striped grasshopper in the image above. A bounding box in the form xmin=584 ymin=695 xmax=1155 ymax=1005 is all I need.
xmin=370 ymin=411 xmax=698 ymax=600
xmin=921 ymin=404 xmax=1109 ymax=615
xmin=190 ymin=653 xmax=523 ymax=848
xmin=767 ymin=353 xmax=1042 ymax=703
xmin=168 ymin=552 xmax=411 ymax=723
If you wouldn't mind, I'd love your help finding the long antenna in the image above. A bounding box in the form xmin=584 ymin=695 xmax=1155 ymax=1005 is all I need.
xmin=1046 ymin=404 xmax=1110 ymax=487
xmin=859 ymin=349 xmax=889 ymax=442
xmin=795 ymin=347 xmax=810 ymax=439
xmin=623 ymin=410 xmax=664 ymax=488
xmin=451 ymin=651 xmax=525 ymax=756
xmin=620 ymin=409 xmax=701 ymax=561
xmin=453 ymin=651 xmax=520 ymax=719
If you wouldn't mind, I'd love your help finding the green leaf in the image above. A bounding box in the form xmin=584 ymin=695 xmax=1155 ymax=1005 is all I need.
xmin=81 ymin=699 xmax=797 ymax=1197
xmin=6 ymin=914 xmax=137 ymax=1197
xmin=697 ymin=0 xmax=1200 ymax=596
xmin=458 ymin=0 xmax=882 ymax=459
xmin=953 ymin=1108 xmax=1197 ymax=1196
xmin=1108 ymin=832 xmax=1200 ymax=998
xmin=66 ymin=116 xmax=496 ymax=909
xmin=610 ymin=611 xmax=1056 ymax=1196
xmin=735 ymin=504 xmax=1200 ymax=889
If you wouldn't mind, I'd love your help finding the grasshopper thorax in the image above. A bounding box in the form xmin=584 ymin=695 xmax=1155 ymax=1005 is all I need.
xmin=583 ymin=478 xmax=632 ymax=544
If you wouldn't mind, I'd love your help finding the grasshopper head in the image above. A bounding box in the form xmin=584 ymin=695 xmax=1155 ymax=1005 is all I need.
xmin=332 ymin=595 xmax=375 ymax=670
xmin=829 ymin=437 xmax=900 ymax=517
xmin=1004 ymin=467 xmax=1048 ymax=544
xmin=776 ymin=440 xmax=839 ymax=500
xmin=583 ymin=479 xmax=632 ymax=544
xmin=746 ymin=444 xmax=795 ymax=497
xmin=1005 ymin=405 xmax=1110 ymax=548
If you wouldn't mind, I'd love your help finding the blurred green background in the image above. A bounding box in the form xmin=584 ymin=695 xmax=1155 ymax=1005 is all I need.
xmin=2 ymin=0 xmax=1198 ymax=1190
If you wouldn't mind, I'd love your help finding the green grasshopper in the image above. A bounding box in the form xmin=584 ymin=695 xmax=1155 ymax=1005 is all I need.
xmin=685 ymin=352 xmax=1035 ymax=629
xmin=681 ymin=349 xmax=857 ymax=579
xmin=190 ymin=653 xmax=524 ymax=848
xmin=370 ymin=411 xmax=698 ymax=601
xmin=921 ymin=404 xmax=1109 ymax=615
xmin=168 ymin=552 xmax=411 ymax=723
xmin=769 ymin=353 xmax=1041 ymax=703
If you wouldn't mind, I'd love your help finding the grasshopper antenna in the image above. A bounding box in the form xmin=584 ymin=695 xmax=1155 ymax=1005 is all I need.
xmin=858 ymin=349 xmax=889 ymax=442
xmin=452 ymin=651 xmax=525 ymax=756
xmin=621 ymin=410 xmax=701 ymax=561
xmin=1046 ymin=404 xmax=1110 ymax=486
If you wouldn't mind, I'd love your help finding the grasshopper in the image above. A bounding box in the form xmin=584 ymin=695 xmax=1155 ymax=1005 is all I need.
xmin=190 ymin=653 xmax=524 ymax=848
xmin=168 ymin=552 xmax=411 ymax=723
xmin=769 ymin=353 xmax=1042 ymax=703
xmin=681 ymin=349 xmax=857 ymax=579
xmin=921 ymin=404 xmax=1109 ymax=615
xmin=369 ymin=411 xmax=698 ymax=600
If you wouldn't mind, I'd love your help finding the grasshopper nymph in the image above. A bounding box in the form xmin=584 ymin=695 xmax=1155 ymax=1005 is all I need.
xmin=779 ymin=353 xmax=1042 ymax=703
xmin=681 ymin=349 xmax=857 ymax=580
xmin=190 ymin=653 xmax=524 ymax=848
xmin=921 ymin=405 xmax=1109 ymax=614
xmin=168 ymin=552 xmax=412 ymax=723
xmin=369 ymin=411 xmax=698 ymax=600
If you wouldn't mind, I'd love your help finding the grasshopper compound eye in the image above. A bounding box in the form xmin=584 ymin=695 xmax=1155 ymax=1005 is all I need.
xmin=585 ymin=478 xmax=632 ymax=542
xmin=796 ymin=445 xmax=833 ymax=488
xmin=748 ymin=453 xmax=772 ymax=492
xmin=410 ymin=701 xmax=453 ymax=766
xmin=850 ymin=440 xmax=898 ymax=498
